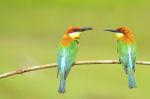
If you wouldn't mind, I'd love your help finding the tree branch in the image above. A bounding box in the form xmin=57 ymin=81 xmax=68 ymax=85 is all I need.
xmin=0 ymin=60 xmax=150 ymax=79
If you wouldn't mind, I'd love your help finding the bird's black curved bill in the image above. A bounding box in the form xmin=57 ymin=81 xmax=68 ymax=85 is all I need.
xmin=105 ymin=29 xmax=118 ymax=32
xmin=105 ymin=29 xmax=122 ymax=33
xmin=80 ymin=27 xmax=93 ymax=32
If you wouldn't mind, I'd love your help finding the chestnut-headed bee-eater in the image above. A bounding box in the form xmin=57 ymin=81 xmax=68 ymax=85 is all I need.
xmin=57 ymin=26 xmax=93 ymax=93
xmin=105 ymin=27 xmax=137 ymax=88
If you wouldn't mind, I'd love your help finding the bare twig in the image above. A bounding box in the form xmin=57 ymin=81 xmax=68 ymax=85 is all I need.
xmin=0 ymin=60 xmax=150 ymax=79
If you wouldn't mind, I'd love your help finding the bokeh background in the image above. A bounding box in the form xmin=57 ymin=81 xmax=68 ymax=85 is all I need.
xmin=0 ymin=0 xmax=150 ymax=99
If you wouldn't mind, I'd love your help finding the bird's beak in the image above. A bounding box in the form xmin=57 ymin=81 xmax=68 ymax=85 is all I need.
xmin=105 ymin=29 xmax=121 ymax=33
xmin=105 ymin=29 xmax=124 ymax=38
xmin=79 ymin=27 xmax=93 ymax=32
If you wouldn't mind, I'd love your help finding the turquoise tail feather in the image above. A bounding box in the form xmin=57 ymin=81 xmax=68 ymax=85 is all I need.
xmin=127 ymin=68 xmax=136 ymax=88
xmin=58 ymin=73 xmax=66 ymax=93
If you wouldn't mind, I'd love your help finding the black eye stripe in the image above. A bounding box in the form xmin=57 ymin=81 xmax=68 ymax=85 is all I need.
xmin=70 ymin=32 xmax=80 ymax=34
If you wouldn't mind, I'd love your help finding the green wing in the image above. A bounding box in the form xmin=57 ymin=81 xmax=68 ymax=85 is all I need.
xmin=57 ymin=40 xmax=78 ymax=78
xmin=117 ymin=40 xmax=136 ymax=73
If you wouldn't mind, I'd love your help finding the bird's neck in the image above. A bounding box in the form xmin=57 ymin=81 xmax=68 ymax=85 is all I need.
xmin=61 ymin=34 xmax=74 ymax=47
xmin=119 ymin=32 xmax=135 ymax=44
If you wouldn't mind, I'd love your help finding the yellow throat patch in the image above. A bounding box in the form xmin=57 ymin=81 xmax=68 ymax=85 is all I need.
xmin=115 ymin=33 xmax=124 ymax=38
xmin=69 ymin=32 xmax=80 ymax=39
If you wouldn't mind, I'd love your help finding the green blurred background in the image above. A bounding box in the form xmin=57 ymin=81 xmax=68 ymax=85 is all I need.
xmin=0 ymin=0 xmax=150 ymax=99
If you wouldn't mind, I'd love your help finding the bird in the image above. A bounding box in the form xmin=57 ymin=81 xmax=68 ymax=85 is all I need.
xmin=57 ymin=26 xmax=93 ymax=93
xmin=105 ymin=27 xmax=137 ymax=88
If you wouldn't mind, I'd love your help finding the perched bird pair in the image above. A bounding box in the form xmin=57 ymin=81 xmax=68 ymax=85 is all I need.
xmin=57 ymin=26 xmax=136 ymax=94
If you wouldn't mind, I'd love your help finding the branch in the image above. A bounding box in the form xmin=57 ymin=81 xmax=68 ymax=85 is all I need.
xmin=0 ymin=60 xmax=150 ymax=79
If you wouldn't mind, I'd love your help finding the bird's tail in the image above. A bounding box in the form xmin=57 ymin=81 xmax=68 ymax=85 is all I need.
xmin=58 ymin=73 xmax=66 ymax=94
xmin=127 ymin=67 xmax=136 ymax=88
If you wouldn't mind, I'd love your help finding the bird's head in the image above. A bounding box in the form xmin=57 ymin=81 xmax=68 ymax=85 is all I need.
xmin=105 ymin=27 xmax=131 ymax=38
xmin=66 ymin=26 xmax=93 ymax=39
